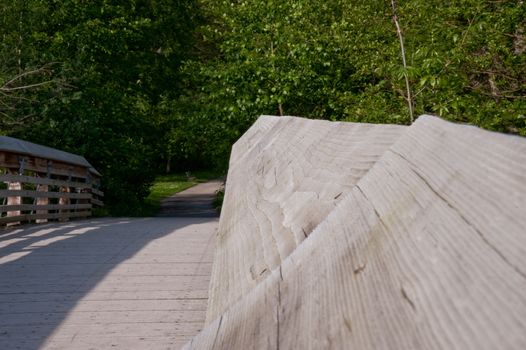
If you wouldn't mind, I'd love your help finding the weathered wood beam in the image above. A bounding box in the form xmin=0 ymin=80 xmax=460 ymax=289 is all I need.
xmin=206 ymin=115 xmax=407 ymax=323
xmin=187 ymin=115 xmax=526 ymax=349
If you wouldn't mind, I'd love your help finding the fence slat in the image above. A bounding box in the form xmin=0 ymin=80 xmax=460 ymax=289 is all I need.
xmin=0 ymin=190 xmax=91 ymax=200
xmin=1 ymin=204 xmax=92 ymax=212
xmin=91 ymin=198 xmax=104 ymax=207
xmin=91 ymin=188 xmax=104 ymax=197
xmin=0 ymin=174 xmax=91 ymax=189
xmin=0 ymin=157 xmax=88 ymax=179
xmin=1 ymin=136 xmax=103 ymax=226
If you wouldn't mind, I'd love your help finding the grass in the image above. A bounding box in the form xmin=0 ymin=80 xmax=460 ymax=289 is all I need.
xmin=143 ymin=170 xmax=223 ymax=216
xmin=212 ymin=186 xmax=225 ymax=212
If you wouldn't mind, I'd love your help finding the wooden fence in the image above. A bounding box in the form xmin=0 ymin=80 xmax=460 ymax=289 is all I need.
xmin=0 ymin=136 xmax=103 ymax=226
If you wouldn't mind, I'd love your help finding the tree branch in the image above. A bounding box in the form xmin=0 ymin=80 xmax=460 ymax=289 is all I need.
xmin=391 ymin=0 xmax=414 ymax=123
xmin=2 ymin=63 xmax=57 ymax=88
xmin=1 ymin=80 xmax=54 ymax=92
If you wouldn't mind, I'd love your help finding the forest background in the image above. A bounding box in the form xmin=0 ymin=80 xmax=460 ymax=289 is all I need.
xmin=1 ymin=0 xmax=524 ymax=214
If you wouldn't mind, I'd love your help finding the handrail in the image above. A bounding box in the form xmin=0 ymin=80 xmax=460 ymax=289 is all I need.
xmin=0 ymin=136 xmax=103 ymax=226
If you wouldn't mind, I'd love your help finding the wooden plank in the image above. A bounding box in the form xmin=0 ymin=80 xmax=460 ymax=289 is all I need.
xmin=6 ymin=178 xmax=21 ymax=226
xmin=0 ymin=136 xmax=94 ymax=170
xmin=0 ymin=190 xmax=91 ymax=200
xmin=36 ymin=184 xmax=49 ymax=223
xmin=59 ymin=186 xmax=70 ymax=222
xmin=205 ymin=115 xmax=407 ymax=322
xmin=91 ymin=198 xmax=104 ymax=207
xmin=1 ymin=153 xmax=88 ymax=179
xmin=0 ymin=211 xmax=91 ymax=224
xmin=0 ymin=174 xmax=91 ymax=189
xmin=186 ymin=115 xmax=526 ymax=349
xmin=0 ymin=217 xmax=218 ymax=349
xmin=91 ymin=188 xmax=104 ymax=197
xmin=0 ymin=203 xmax=92 ymax=212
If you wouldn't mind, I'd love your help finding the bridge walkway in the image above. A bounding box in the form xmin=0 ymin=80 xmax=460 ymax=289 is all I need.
xmin=0 ymin=181 xmax=221 ymax=350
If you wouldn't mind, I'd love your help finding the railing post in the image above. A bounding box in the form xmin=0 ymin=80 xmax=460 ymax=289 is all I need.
xmin=35 ymin=161 xmax=52 ymax=223
xmin=59 ymin=186 xmax=70 ymax=222
xmin=36 ymin=183 xmax=49 ymax=223
xmin=6 ymin=169 xmax=21 ymax=226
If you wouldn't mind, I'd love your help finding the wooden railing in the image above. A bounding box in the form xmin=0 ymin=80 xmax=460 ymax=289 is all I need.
xmin=0 ymin=136 xmax=103 ymax=226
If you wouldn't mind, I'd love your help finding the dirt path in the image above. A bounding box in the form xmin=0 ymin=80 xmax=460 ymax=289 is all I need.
xmin=157 ymin=179 xmax=224 ymax=218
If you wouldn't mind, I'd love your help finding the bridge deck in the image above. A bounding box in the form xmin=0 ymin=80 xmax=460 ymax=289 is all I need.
xmin=0 ymin=217 xmax=218 ymax=350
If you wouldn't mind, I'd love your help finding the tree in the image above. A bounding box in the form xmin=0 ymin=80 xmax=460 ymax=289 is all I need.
xmin=1 ymin=0 xmax=201 ymax=214
xmin=177 ymin=0 xmax=525 ymax=167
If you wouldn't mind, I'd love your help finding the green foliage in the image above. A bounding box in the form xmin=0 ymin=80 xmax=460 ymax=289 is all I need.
xmin=1 ymin=0 xmax=200 ymax=214
xmin=213 ymin=186 xmax=225 ymax=213
xmin=180 ymin=0 xmax=525 ymax=142
xmin=1 ymin=0 xmax=524 ymax=216
xmin=142 ymin=174 xmax=197 ymax=216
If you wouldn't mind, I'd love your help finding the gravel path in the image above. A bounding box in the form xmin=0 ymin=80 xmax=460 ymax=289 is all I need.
xmin=157 ymin=180 xmax=224 ymax=218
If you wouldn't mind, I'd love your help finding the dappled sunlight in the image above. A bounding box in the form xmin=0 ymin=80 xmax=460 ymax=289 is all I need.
xmin=0 ymin=237 xmax=26 ymax=249
xmin=0 ymin=227 xmax=72 ymax=253
xmin=64 ymin=226 xmax=99 ymax=236
xmin=0 ymin=251 xmax=32 ymax=264
xmin=0 ymin=224 xmax=102 ymax=265
xmin=24 ymin=226 xmax=74 ymax=238
xmin=0 ymin=228 xmax=25 ymax=239
xmin=0 ymin=217 xmax=217 ymax=349
xmin=23 ymin=233 xmax=77 ymax=250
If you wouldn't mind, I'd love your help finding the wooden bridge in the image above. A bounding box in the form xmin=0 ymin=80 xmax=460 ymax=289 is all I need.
xmin=0 ymin=138 xmax=221 ymax=349
xmin=2 ymin=115 xmax=526 ymax=350
xmin=0 ymin=136 xmax=103 ymax=226
xmin=0 ymin=217 xmax=218 ymax=349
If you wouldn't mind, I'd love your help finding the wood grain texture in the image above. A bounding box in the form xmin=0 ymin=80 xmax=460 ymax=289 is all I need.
xmin=1 ymin=203 xmax=92 ymax=212
xmin=0 ymin=190 xmax=91 ymax=200
xmin=1 ymin=136 xmax=104 ymax=225
xmin=0 ymin=174 xmax=91 ymax=189
xmin=188 ymin=115 xmax=526 ymax=350
xmin=206 ymin=116 xmax=406 ymax=322
xmin=0 ymin=218 xmax=218 ymax=350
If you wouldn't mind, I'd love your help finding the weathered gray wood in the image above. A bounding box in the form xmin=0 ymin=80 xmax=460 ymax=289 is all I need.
xmin=1 ymin=203 xmax=92 ymax=212
xmin=35 ymin=184 xmax=49 ymax=223
xmin=91 ymin=188 xmax=104 ymax=197
xmin=187 ymin=115 xmax=526 ymax=349
xmin=0 ymin=174 xmax=91 ymax=189
xmin=0 ymin=189 xmax=91 ymax=200
xmin=0 ymin=135 xmax=99 ymax=175
xmin=91 ymin=198 xmax=104 ymax=207
xmin=0 ymin=217 xmax=218 ymax=350
xmin=206 ymin=115 xmax=407 ymax=322
xmin=6 ymin=179 xmax=21 ymax=225
xmin=0 ymin=156 xmax=89 ymax=179
xmin=0 ymin=136 xmax=103 ymax=225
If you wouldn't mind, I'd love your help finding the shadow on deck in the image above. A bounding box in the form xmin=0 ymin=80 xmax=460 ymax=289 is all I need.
xmin=0 ymin=217 xmax=217 ymax=349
